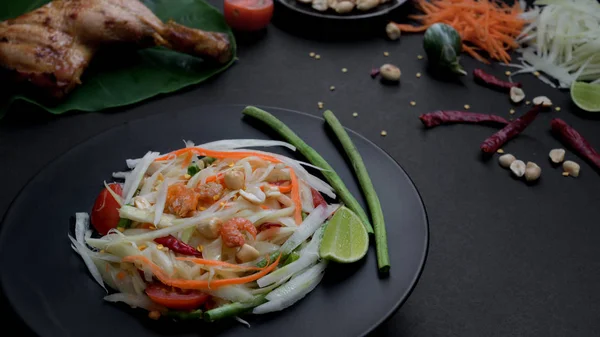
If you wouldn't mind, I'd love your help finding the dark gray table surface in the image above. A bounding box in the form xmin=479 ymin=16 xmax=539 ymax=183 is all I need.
xmin=1 ymin=1 xmax=600 ymax=336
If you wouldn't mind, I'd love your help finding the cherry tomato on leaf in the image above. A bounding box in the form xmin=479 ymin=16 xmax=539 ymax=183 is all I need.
xmin=145 ymin=283 xmax=210 ymax=310
xmin=224 ymin=0 xmax=274 ymax=32
xmin=91 ymin=183 xmax=122 ymax=235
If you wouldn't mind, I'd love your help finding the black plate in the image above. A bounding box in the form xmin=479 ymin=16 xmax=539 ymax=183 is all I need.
xmin=0 ymin=105 xmax=428 ymax=337
xmin=277 ymin=0 xmax=407 ymax=20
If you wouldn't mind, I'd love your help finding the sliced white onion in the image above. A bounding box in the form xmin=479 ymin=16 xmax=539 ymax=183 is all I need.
xmin=153 ymin=178 xmax=170 ymax=225
xmin=74 ymin=212 xmax=89 ymax=244
xmin=253 ymin=241 xmax=281 ymax=255
xmin=198 ymin=139 xmax=296 ymax=151
xmin=104 ymin=293 xmax=166 ymax=312
xmin=140 ymin=156 xmax=176 ymax=195
xmin=257 ymin=227 xmax=323 ymax=287
xmin=122 ymin=151 xmax=159 ymax=205
xmin=203 ymin=237 xmax=223 ymax=261
xmin=126 ymin=158 xmax=140 ymax=169
xmin=112 ymin=171 xmax=130 ymax=179
xmin=280 ymin=204 xmax=338 ymax=255
xmin=265 ymin=260 xmax=327 ymax=301
xmin=299 ymin=182 xmax=314 ymax=213
xmin=253 ymin=261 xmax=327 ymax=314
xmin=68 ymin=234 xmax=107 ymax=292
xmin=206 ymin=285 xmax=254 ymax=302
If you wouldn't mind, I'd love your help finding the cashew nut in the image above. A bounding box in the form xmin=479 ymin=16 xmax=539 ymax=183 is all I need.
xmin=197 ymin=217 xmax=221 ymax=239
xmin=239 ymin=186 xmax=266 ymax=204
xmin=386 ymin=23 xmax=401 ymax=40
xmin=266 ymin=168 xmax=291 ymax=183
xmin=510 ymin=160 xmax=526 ymax=177
xmin=549 ymin=148 xmax=565 ymax=164
xmin=498 ymin=154 xmax=517 ymax=168
xmin=224 ymin=170 xmax=245 ymax=190
xmin=356 ymin=0 xmax=380 ymax=10
xmin=236 ymin=244 xmax=260 ymax=263
xmin=380 ymin=64 xmax=401 ymax=81
xmin=263 ymin=184 xmax=282 ymax=198
xmin=133 ymin=196 xmax=151 ymax=210
xmin=332 ymin=1 xmax=355 ymax=13
xmin=563 ymin=160 xmax=580 ymax=177
xmin=509 ymin=87 xmax=525 ymax=104
xmin=532 ymin=96 xmax=552 ymax=107
xmin=525 ymin=162 xmax=541 ymax=182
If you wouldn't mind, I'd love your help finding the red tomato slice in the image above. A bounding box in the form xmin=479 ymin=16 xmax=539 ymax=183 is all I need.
xmin=91 ymin=183 xmax=122 ymax=235
xmin=311 ymin=188 xmax=327 ymax=208
xmin=145 ymin=283 xmax=210 ymax=310
xmin=224 ymin=0 xmax=274 ymax=31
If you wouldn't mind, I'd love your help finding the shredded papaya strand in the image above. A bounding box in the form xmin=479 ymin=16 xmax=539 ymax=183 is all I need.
xmin=175 ymin=257 xmax=263 ymax=271
xmin=289 ymin=169 xmax=302 ymax=225
xmin=123 ymin=254 xmax=280 ymax=290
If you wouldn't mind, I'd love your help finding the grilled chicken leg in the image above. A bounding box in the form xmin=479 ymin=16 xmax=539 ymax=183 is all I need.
xmin=0 ymin=0 xmax=232 ymax=98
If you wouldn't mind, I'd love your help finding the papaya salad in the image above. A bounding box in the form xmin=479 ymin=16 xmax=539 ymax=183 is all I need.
xmin=68 ymin=139 xmax=342 ymax=322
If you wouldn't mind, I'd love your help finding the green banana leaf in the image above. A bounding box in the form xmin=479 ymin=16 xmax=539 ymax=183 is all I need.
xmin=0 ymin=0 xmax=236 ymax=116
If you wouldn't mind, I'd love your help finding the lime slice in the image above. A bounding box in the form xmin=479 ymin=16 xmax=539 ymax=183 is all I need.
xmin=571 ymin=81 xmax=600 ymax=112
xmin=319 ymin=206 xmax=368 ymax=263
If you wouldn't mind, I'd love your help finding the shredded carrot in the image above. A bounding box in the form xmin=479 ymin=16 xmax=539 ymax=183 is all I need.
xmin=116 ymin=271 xmax=126 ymax=280
xmin=175 ymin=257 xmax=263 ymax=271
xmin=156 ymin=147 xmax=280 ymax=164
xmin=275 ymin=183 xmax=292 ymax=194
xmin=123 ymin=254 xmax=280 ymax=290
xmin=289 ymin=169 xmax=302 ymax=224
xmin=205 ymin=174 xmax=224 ymax=184
xmin=260 ymin=205 xmax=270 ymax=210
xmin=390 ymin=0 xmax=527 ymax=64
xmin=181 ymin=152 xmax=193 ymax=169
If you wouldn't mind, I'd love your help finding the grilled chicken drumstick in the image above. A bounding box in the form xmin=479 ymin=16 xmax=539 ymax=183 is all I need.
xmin=0 ymin=0 xmax=232 ymax=98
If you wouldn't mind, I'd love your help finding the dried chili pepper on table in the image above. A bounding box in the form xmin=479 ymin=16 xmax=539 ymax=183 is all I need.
xmin=420 ymin=111 xmax=509 ymax=128
xmin=154 ymin=235 xmax=202 ymax=256
xmin=480 ymin=106 xmax=541 ymax=153
xmin=551 ymin=118 xmax=600 ymax=171
xmin=474 ymin=69 xmax=522 ymax=92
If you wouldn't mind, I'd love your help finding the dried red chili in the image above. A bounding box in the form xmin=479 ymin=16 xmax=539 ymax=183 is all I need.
xmin=551 ymin=118 xmax=600 ymax=171
xmin=473 ymin=69 xmax=522 ymax=92
xmin=420 ymin=111 xmax=509 ymax=128
xmin=480 ymin=106 xmax=541 ymax=153
xmin=154 ymin=235 xmax=202 ymax=257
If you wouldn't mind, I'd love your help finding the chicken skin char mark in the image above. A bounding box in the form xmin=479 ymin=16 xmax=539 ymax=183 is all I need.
xmin=0 ymin=0 xmax=232 ymax=98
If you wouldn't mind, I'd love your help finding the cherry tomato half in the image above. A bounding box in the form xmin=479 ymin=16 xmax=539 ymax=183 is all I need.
xmin=224 ymin=0 xmax=274 ymax=32
xmin=311 ymin=188 xmax=327 ymax=208
xmin=91 ymin=183 xmax=122 ymax=235
xmin=145 ymin=283 xmax=210 ymax=310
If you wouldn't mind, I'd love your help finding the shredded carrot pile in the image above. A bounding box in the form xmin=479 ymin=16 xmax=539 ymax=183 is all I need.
xmin=392 ymin=0 xmax=527 ymax=64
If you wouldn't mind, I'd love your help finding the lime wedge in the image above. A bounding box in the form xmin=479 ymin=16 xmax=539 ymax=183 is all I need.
xmin=319 ymin=206 xmax=368 ymax=263
xmin=571 ymin=81 xmax=600 ymax=112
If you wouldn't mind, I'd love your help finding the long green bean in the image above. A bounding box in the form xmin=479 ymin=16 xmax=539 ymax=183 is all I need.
xmin=242 ymin=106 xmax=374 ymax=234
xmin=323 ymin=110 xmax=390 ymax=273
xmin=203 ymin=295 xmax=267 ymax=322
